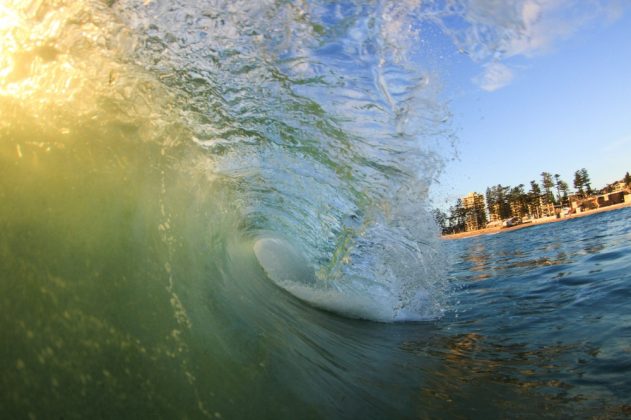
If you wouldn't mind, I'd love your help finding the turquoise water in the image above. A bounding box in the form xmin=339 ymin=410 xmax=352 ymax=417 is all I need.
xmin=1 ymin=1 xmax=630 ymax=418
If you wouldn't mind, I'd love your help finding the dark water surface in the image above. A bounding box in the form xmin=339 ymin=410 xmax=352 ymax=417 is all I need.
xmin=440 ymin=208 xmax=631 ymax=418
xmin=2 ymin=1 xmax=631 ymax=418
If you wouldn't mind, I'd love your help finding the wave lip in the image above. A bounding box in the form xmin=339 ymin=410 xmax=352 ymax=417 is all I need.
xmin=253 ymin=237 xmax=316 ymax=287
xmin=253 ymin=236 xmax=439 ymax=323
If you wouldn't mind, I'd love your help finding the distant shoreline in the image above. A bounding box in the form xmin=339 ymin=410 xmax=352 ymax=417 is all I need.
xmin=441 ymin=201 xmax=631 ymax=240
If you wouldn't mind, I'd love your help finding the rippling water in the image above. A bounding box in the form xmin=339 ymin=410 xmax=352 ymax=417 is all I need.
xmin=443 ymin=208 xmax=631 ymax=417
xmin=1 ymin=0 xmax=630 ymax=418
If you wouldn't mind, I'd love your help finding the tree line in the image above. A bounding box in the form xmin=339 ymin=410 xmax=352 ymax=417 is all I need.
xmin=434 ymin=168 xmax=629 ymax=235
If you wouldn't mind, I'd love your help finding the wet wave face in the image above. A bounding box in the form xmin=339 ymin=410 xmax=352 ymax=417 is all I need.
xmin=111 ymin=0 xmax=454 ymax=322
xmin=1 ymin=0 xmax=623 ymax=418
xmin=0 ymin=1 xmax=453 ymax=416
xmin=2 ymin=0 xmax=451 ymax=322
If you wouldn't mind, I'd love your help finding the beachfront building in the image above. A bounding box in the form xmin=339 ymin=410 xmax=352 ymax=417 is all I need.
xmin=601 ymin=180 xmax=628 ymax=194
xmin=488 ymin=203 xmax=501 ymax=223
xmin=540 ymin=198 xmax=556 ymax=218
xmin=597 ymin=191 xmax=627 ymax=207
xmin=569 ymin=187 xmax=630 ymax=213
xmin=527 ymin=196 xmax=555 ymax=219
xmin=510 ymin=200 xmax=528 ymax=219
xmin=462 ymin=192 xmax=487 ymax=232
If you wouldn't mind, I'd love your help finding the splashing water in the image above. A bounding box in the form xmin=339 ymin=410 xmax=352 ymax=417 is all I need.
xmin=2 ymin=0 xmax=455 ymax=322
xmin=2 ymin=0 xmax=625 ymax=418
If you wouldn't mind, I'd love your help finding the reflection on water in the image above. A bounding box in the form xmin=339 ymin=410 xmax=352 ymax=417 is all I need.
xmin=452 ymin=222 xmax=605 ymax=282
xmin=444 ymin=208 xmax=631 ymax=417
xmin=402 ymin=332 xmax=597 ymax=417
xmin=464 ymin=241 xmax=492 ymax=280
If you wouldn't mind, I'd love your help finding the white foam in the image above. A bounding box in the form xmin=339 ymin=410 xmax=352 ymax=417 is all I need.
xmin=253 ymin=237 xmax=436 ymax=322
xmin=253 ymin=237 xmax=315 ymax=286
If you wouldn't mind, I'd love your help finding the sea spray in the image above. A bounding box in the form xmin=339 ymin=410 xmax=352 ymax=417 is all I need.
xmin=0 ymin=0 xmax=462 ymax=417
xmin=103 ymin=0 xmax=453 ymax=320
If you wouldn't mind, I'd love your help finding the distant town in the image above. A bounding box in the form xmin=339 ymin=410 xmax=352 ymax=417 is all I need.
xmin=436 ymin=169 xmax=631 ymax=237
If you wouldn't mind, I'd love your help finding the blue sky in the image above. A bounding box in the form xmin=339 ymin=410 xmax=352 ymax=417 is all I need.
xmin=429 ymin=1 xmax=631 ymax=209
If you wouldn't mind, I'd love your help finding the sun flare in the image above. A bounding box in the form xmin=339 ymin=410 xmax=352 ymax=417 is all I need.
xmin=0 ymin=1 xmax=82 ymax=103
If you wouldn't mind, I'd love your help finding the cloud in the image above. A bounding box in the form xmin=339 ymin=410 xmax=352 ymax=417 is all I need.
xmin=458 ymin=0 xmax=629 ymax=90
xmin=474 ymin=62 xmax=514 ymax=91
xmin=462 ymin=0 xmax=589 ymax=56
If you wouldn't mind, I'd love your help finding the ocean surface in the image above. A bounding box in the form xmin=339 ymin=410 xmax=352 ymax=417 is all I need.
xmin=1 ymin=0 xmax=630 ymax=418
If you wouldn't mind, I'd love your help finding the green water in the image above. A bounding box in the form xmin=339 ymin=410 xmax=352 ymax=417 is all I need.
xmin=7 ymin=1 xmax=630 ymax=419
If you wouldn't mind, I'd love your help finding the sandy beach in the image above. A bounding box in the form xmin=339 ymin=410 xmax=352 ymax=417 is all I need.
xmin=442 ymin=201 xmax=631 ymax=240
